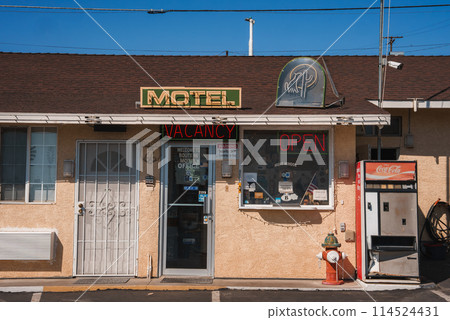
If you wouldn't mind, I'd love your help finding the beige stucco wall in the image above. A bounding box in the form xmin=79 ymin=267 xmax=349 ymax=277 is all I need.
xmin=356 ymin=109 xmax=450 ymax=238
xmin=0 ymin=124 xmax=161 ymax=278
xmin=214 ymin=125 xmax=357 ymax=279
xmin=1 ymin=124 xmax=357 ymax=279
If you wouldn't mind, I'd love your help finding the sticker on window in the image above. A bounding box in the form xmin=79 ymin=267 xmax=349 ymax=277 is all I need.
xmin=198 ymin=191 xmax=207 ymax=202
xmin=313 ymin=189 xmax=328 ymax=201
xmin=278 ymin=181 xmax=293 ymax=193
xmin=243 ymin=172 xmax=257 ymax=190
xmin=254 ymin=192 xmax=264 ymax=199
xmin=184 ymin=186 xmax=199 ymax=191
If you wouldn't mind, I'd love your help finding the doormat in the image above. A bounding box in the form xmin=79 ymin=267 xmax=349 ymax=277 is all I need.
xmin=74 ymin=277 xmax=130 ymax=285
xmin=161 ymin=277 xmax=213 ymax=284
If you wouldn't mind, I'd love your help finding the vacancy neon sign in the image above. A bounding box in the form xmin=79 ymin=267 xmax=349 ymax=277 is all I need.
xmin=162 ymin=125 xmax=237 ymax=140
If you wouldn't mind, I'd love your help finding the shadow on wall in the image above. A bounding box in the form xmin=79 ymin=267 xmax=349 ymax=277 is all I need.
xmin=342 ymin=257 xmax=357 ymax=280
xmin=0 ymin=235 xmax=63 ymax=273
xmin=257 ymin=210 xmax=323 ymax=225
xmin=420 ymin=250 xmax=450 ymax=285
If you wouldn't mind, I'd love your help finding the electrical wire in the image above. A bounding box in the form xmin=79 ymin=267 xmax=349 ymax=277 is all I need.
xmin=403 ymin=22 xmax=450 ymax=38
xmin=147 ymin=4 xmax=450 ymax=14
xmin=408 ymin=43 xmax=450 ymax=53
xmin=1 ymin=42 xmax=449 ymax=54
xmin=2 ymin=9 xmax=450 ymax=15
xmin=401 ymin=18 xmax=450 ymax=36
xmin=0 ymin=42 xmax=223 ymax=53
xmin=0 ymin=4 xmax=449 ymax=14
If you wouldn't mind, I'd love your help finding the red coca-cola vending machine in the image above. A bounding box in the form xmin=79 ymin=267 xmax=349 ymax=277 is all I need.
xmin=356 ymin=161 xmax=420 ymax=282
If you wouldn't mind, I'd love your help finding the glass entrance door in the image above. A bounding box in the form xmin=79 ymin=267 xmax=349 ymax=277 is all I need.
xmin=162 ymin=144 xmax=215 ymax=276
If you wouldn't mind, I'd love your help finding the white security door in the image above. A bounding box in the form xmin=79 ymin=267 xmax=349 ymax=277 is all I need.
xmin=74 ymin=142 xmax=138 ymax=276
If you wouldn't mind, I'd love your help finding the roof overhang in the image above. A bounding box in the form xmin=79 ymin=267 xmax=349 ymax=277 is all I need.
xmin=369 ymin=100 xmax=450 ymax=110
xmin=0 ymin=112 xmax=390 ymax=126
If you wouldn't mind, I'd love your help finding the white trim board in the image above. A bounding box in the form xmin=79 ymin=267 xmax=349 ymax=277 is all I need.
xmin=0 ymin=112 xmax=390 ymax=126
xmin=368 ymin=100 xmax=450 ymax=110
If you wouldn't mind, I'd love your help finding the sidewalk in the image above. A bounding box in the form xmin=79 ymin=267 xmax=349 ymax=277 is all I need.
xmin=0 ymin=277 xmax=431 ymax=293
xmin=1 ymin=250 xmax=446 ymax=294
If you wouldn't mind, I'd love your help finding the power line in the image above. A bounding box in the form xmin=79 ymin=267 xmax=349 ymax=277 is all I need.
xmin=1 ymin=41 xmax=449 ymax=54
xmin=0 ymin=42 xmax=222 ymax=53
xmin=147 ymin=4 xmax=450 ymax=14
xmin=0 ymin=4 xmax=449 ymax=14
xmin=401 ymin=17 xmax=450 ymax=36
xmin=2 ymin=9 xmax=450 ymax=15
xmin=408 ymin=43 xmax=450 ymax=53
xmin=0 ymin=5 xmax=148 ymax=12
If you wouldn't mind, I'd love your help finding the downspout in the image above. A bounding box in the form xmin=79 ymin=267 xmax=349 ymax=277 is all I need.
xmin=377 ymin=0 xmax=385 ymax=160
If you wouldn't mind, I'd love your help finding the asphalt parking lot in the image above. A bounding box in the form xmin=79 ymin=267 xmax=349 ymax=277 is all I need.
xmin=0 ymin=288 xmax=448 ymax=302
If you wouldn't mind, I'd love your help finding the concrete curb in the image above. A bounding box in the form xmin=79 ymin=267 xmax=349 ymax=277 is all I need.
xmin=41 ymin=285 xmax=226 ymax=292
xmin=1 ymin=285 xmax=362 ymax=293
xmin=356 ymin=279 xmax=436 ymax=291
xmin=224 ymin=286 xmax=363 ymax=291
xmin=0 ymin=282 xmax=435 ymax=293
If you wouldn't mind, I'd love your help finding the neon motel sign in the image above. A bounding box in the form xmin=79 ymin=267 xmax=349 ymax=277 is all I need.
xmin=140 ymin=87 xmax=241 ymax=108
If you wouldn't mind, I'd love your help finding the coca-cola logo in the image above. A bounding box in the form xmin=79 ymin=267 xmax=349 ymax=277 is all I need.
xmin=376 ymin=165 xmax=401 ymax=175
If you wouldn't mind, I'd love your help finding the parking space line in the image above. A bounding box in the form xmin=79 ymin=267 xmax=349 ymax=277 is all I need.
xmin=212 ymin=290 xmax=220 ymax=302
xmin=431 ymin=290 xmax=450 ymax=302
xmin=31 ymin=292 xmax=42 ymax=302
xmin=0 ymin=286 xmax=43 ymax=293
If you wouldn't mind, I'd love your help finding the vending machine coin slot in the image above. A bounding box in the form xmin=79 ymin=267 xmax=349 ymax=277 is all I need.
xmin=383 ymin=202 xmax=389 ymax=212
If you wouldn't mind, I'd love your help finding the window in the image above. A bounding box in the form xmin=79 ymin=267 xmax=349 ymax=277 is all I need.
xmin=370 ymin=148 xmax=399 ymax=161
xmin=240 ymin=129 xmax=332 ymax=209
xmin=356 ymin=116 xmax=402 ymax=137
xmin=0 ymin=127 xmax=57 ymax=202
xmin=0 ymin=128 xmax=27 ymax=201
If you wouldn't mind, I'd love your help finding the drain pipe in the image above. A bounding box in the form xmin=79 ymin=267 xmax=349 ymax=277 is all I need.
xmin=245 ymin=17 xmax=255 ymax=56
xmin=377 ymin=0 xmax=385 ymax=160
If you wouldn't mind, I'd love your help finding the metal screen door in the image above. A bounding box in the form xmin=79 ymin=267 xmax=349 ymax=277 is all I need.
xmin=74 ymin=141 xmax=138 ymax=276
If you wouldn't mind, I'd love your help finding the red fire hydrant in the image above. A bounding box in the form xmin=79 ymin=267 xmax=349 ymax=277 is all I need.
xmin=316 ymin=232 xmax=347 ymax=285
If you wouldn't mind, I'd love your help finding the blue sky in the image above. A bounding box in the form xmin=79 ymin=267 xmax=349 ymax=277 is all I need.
xmin=0 ymin=0 xmax=449 ymax=56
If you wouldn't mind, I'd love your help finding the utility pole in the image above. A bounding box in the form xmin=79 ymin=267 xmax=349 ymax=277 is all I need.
xmin=377 ymin=0 xmax=385 ymax=160
xmin=383 ymin=36 xmax=403 ymax=54
xmin=245 ymin=17 xmax=255 ymax=56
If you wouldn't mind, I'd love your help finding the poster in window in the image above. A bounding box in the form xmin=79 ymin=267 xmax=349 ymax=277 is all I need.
xmin=241 ymin=130 xmax=329 ymax=207
xmin=243 ymin=172 xmax=257 ymax=191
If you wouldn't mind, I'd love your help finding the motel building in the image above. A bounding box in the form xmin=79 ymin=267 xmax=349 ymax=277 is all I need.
xmin=0 ymin=52 xmax=449 ymax=281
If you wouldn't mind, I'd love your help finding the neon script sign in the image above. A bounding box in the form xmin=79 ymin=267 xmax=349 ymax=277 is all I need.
xmin=140 ymin=87 xmax=241 ymax=108
xmin=163 ymin=125 xmax=238 ymax=140
xmin=278 ymin=132 xmax=327 ymax=153
xmin=276 ymin=57 xmax=326 ymax=108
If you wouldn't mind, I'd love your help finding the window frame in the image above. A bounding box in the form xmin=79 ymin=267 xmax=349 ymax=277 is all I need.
xmin=0 ymin=126 xmax=57 ymax=204
xmin=356 ymin=116 xmax=402 ymax=137
xmin=238 ymin=125 xmax=334 ymax=211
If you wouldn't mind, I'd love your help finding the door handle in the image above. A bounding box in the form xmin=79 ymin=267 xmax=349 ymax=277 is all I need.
xmin=203 ymin=194 xmax=209 ymax=215
xmin=203 ymin=194 xmax=213 ymax=224
xmin=77 ymin=202 xmax=85 ymax=215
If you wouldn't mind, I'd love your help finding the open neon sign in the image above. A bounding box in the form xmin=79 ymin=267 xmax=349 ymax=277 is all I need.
xmin=278 ymin=132 xmax=327 ymax=152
